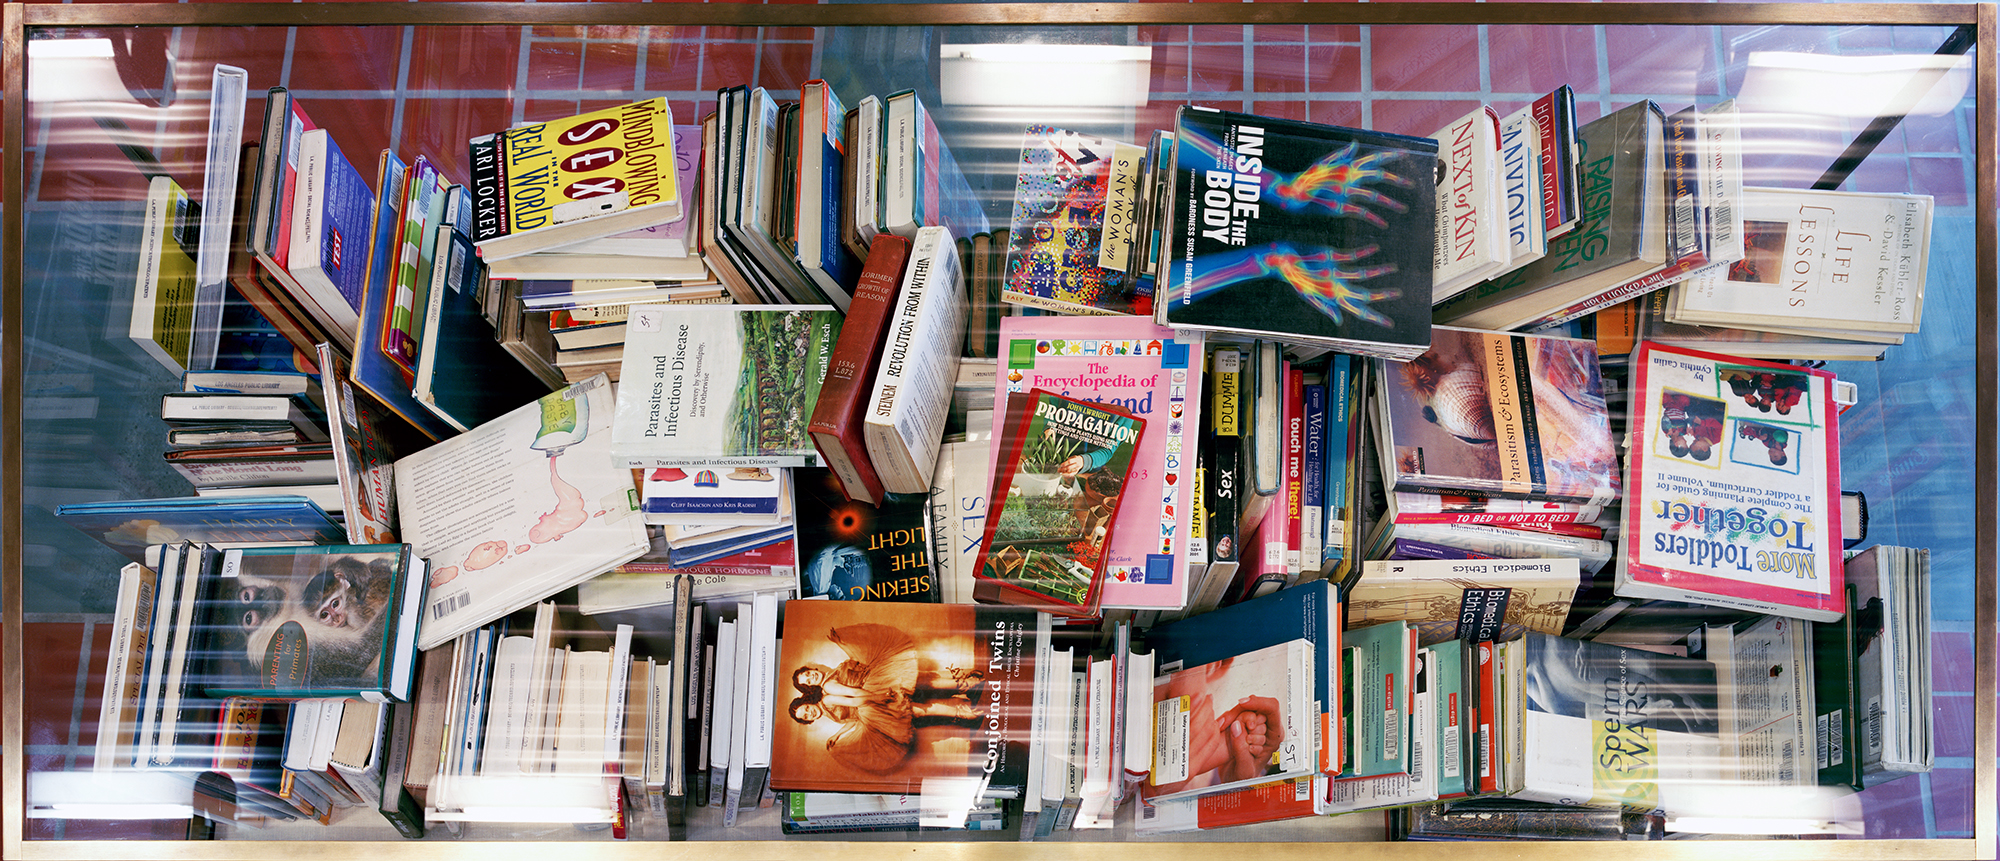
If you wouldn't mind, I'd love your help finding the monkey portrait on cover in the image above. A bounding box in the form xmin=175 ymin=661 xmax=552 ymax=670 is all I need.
xmin=219 ymin=551 xmax=400 ymax=689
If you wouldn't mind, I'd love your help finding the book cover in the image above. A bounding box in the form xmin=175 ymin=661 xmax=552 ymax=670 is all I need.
xmin=1145 ymin=638 xmax=1315 ymax=802
xmin=1159 ymin=106 xmax=1438 ymax=357
xmin=975 ymin=389 xmax=1146 ymax=617
xmin=469 ymin=97 xmax=681 ymax=260
xmin=863 ymin=226 xmax=965 ymax=493
xmin=1434 ymin=100 xmax=1666 ymax=330
xmin=1347 ymin=558 xmax=1582 ymax=646
xmin=1341 ymin=621 xmax=1413 ymax=779
xmin=808 ymin=233 xmax=912 ymax=505
xmin=1000 ymin=124 xmax=1149 ymax=316
xmin=991 ymin=316 xmax=1203 ymax=609
xmin=1669 ymin=187 xmax=1932 ymax=334
xmin=287 ymin=128 xmax=375 ymax=338
xmin=770 ymin=600 xmax=1038 ymax=796
xmin=55 ymin=496 xmax=345 ymax=564
xmin=395 ymin=375 xmax=650 ymax=650
xmin=1514 ymin=632 xmax=1721 ymax=815
xmin=195 ymin=544 xmax=426 ymax=701
xmin=1615 ymin=341 xmax=1844 ymax=621
xmin=129 ymin=175 xmax=200 ymax=373
xmin=1430 ymin=106 xmax=1511 ymax=300
xmin=1374 ymin=325 xmax=1619 ymax=505
xmin=317 ymin=345 xmax=402 ymax=544
xmin=610 ymin=304 xmax=841 ymax=467
xmin=793 ymin=467 xmax=939 ymax=603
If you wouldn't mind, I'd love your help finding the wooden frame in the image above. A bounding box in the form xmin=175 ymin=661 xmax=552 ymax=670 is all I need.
xmin=2 ymin=4 xmax=1991 ymax=859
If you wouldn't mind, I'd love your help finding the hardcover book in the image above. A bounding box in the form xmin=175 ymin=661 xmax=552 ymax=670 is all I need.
xmin=990 ymin=316 xmax=1203 ymax=610
xmin=792 ymin=466 xmax=939 ymax=603
xmin=194 ymin=544 xmax=428 ymax=702
xmin=468 ymin=97 xmax=682 ymax=261
xmin=974 ymin=389 xmax=1146 ymax=617
xmin=1157 ymin=106 xmax=1438 ymax=359
xmin=769 ymin=600 xmax=1039 ymax=796
xmin=1668 ymin=186 xmax=1932 ymax=335
xmin=1513 ymin=632 xmax=1721 ymax=816
xmin=610 ymin=304 xmax=842 ymax=467
xmin=880 ymin=90 xmax=990 ymax=243
xmin=1374 ymin=326 xmax=1619 ymax=505
xmin=394 ymin=375 xmax=650 ymax=650
xmin=1433 ymin=100 xmax=1667 ymax=331
xmin=1615 ymin=341 xmax=1844 ymax=621
xmin=808 ymin=233 xmax=912 ymax=505
xmin=1000 ymin=124 xmax=1149 ymax=316
xmin=863 ymin=226 xmax=965 ymax=493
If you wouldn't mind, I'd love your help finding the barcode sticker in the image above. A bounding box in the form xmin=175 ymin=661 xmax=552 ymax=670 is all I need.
xmin=431 ymin=591 xmax=470 ymax=620
xmin=1827 ymin=709 xmax=1844 ymax=767
xmin=1673 ymin=194 xmax=1696 ymax=253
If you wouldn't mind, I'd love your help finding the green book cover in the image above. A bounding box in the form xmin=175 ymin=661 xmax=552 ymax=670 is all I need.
xmin=1342 ymin=620 xmax=1412 ymax=779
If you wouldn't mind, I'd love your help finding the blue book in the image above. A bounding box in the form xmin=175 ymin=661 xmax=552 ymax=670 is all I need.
xmin=54 ymin=496 xmax=344 ymax=564
xmin=1143 ymin=578 xmax=1343 ymax=777
xmin=410 ymin=222 xmax=552 ymax=432
xmin=1321 ymin=353 xmax=1357 ymax=571
xmin=350 ymin=151 xmax=454 ymax=441
xmin=286 ymin=128 xmax=375 ymax=337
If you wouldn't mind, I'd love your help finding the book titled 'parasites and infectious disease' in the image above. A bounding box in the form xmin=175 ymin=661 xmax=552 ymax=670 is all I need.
xmin=1158 ymin=106 xmax=1438 ymax=360
xmin=469 ymin=97 xmax=682 ymax=261
xmin=610 ymin=304 xmax=841 ymax=467
xmin=1616 ymin=341 xmax=1844 ymax=621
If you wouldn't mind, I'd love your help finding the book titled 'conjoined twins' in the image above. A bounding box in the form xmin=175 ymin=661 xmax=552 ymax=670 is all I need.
xmin=1615 ymin=341 xmax=1844 ymax=622
xmin=610 ymin=304 xmax=842 ymax=468
xmin=469 ymin=98 xmax=682 ymax=261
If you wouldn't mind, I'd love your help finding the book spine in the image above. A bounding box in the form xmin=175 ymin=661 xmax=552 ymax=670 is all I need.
xmin=863 ymin=226 xmax=964 ymax=494
xmin=468 ymin=134 xmax=505 ymax=242
xmin=1283 ymin=363 xmax=1305 ymax=579
xmin=1532 ymin=91 xmax=1564 ymax=235
xmin=1320 ymin=355 xmax=1354 ymax=570
xmin=808 ymin=234 xmax=911 ymax=504
xmin=94 ymin=564 xmax=157 ymax=771
xmin=1205 ymin=347 xmax=1242 ymax=570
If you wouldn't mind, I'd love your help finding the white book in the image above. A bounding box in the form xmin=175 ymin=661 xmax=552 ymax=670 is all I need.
xmin=283 ymin=699 xmax=324 ymax=772
xmin=795 ymin=80 xmax=855 ymax=311
xmin=850 ymin=96 xmax=884 ymax=255
xmin=1669 ymin=186 xmax=1932 ymax=334
xmin=538 ymin=647 xmax=569 ymax=774
xmin=1431 ymin=106 xmax=1512 ymax=300
xmin=1039 ymin=646 xmax=1075 ymax=816
xmin=481 ymin=635 xmax=536 ymax=775
xmin=603 ymin=624 xmax=635 ymax=773
xmin=150 ymin=545 xmax=210 ymax=767
xmin=740 ymin=592 xmax=779 ymax=818
xmin=186 ymin=63 xmax=248 ymax=372
xmin=1073 ymin=656 xmax=1116 ymax=828
xmin=1497 ymin=103 xmax=1549 ymax=268
xmin=723 ymin=599 xmax=756 ymax=826
xmin=285 ymin=128 xmax=367 ymax=337
xmin=863 ymin=225 xmax=966 ymax=493
xmin=733 ymin=87 xmax=819 ymax=304
xmin=554 ymin=648 xmax=611 ymax=776
xmin=707 ymin=618 xmax=738 ymax=808
xmin=395 ymin=376 xmax=648 ymax=651
xmin=94 ymin=563 xmax=156 ymax=772
xmin=521 ymin=601 xmax=557 ymax=772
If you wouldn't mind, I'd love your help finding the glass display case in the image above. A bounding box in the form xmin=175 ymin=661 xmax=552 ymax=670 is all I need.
xmin=3 ymin=3 xmax=1992 ymax=858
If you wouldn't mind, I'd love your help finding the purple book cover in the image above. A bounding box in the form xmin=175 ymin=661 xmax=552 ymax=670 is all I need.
xmin=989 ymin=316 xmax=1203 ymax=609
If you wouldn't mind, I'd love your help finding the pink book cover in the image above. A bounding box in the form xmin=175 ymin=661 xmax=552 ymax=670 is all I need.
xmin=989 ymin=316 xmax=1204 ymax=610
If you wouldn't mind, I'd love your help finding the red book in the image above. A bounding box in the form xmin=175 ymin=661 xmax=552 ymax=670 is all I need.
xmin=1475 ymin=641 xmax=1497 ymax=795
xmin=806 ymin=233 xmax=912 ymax=505
xmin=1284 ymin=362 xmax=1304 ymax=577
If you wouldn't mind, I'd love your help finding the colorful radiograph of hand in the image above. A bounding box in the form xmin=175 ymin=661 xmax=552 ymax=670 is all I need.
xmin=1185 ymin=242 xmax=1400 ymax=327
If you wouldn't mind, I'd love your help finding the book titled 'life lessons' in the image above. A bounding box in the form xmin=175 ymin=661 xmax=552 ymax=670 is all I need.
xmin=1157 ymin=106 xmax=1437 ymax=360
xmin=611 ymin=304 xmax=841 ymax=468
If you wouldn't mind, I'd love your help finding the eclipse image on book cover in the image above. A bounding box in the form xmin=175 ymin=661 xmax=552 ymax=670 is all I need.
xmin=771 ymin=600 xmax=1037 ymax=795
xmin=202 ymin=546 xmax=407 ymax=693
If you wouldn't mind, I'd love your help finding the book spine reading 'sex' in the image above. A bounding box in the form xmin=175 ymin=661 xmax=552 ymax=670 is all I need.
xmin=808 ymin=233 xmax=911 ymax=505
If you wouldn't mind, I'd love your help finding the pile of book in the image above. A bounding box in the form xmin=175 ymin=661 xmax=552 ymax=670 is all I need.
xmin=51 ymin=68 xmax=1944 ymax=842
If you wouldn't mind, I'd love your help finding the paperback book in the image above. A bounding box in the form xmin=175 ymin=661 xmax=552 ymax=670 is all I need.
xmin=974 ymin=389 xmax=1146 ymax=617
xmin=990 ymin=316 xmax=1203 ymax=610
xmin=1374 ymin=326 xmax=1619 ymax=505
xmin=609 ymin=304 xmax=841 ymax=467
xmin=792 ymin=467 xmax=939 ymax=603
xmin=394 ymin=375 xmax=650 ymax=650
xmin=1144 ymin=638 xmax=1316 ymax=803
xmin=1347 ymin=557 xmax=1582 ymax=646
xmin=1615 ymin=341 xmax=1844 ymax=621
xmin=194 ymin=544 xmax=428 ymax=702
xmin=1000 ymin=124 xmax=1149 ymax=316
xmin=1157 ymin=106 xmax=1438 ymax=359
xmin=468 ymin=98 xmax=682 ymax=260
xmin=769 ymin=600 xmax=1040 ymax=797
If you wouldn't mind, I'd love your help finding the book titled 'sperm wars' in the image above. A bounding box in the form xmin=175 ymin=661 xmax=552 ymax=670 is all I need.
xmin=864 ymin=226 xmax=966 ymax=494
xmin=469 ymin=98 xmax=682 ymax=261
xmin=808 ymin=234 xmax=912 ymax=505
xmin=611 ymin=304 xmax=842 ymax=467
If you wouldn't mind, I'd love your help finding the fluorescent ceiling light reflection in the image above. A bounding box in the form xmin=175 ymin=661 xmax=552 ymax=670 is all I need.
xmin=941 ymin=43 xmax=1151 ymax=107
xmin=1736 ymin=51 xmax=1970 ymax=119
xmin=28 ymin=37 xmax=137 ymax=103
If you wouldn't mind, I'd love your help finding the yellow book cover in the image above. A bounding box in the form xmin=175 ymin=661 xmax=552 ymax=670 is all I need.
xmin=128 ymin=174 xmax=199 ymax=372
xmin=470 ymin=97 xmax=681 ymax=259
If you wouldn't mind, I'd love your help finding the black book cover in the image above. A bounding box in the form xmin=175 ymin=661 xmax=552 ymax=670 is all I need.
xmin=793 ymin=466 xmax=940 ymax=602
xmin=1162 ymin=106 xmax=1438 ymax=353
